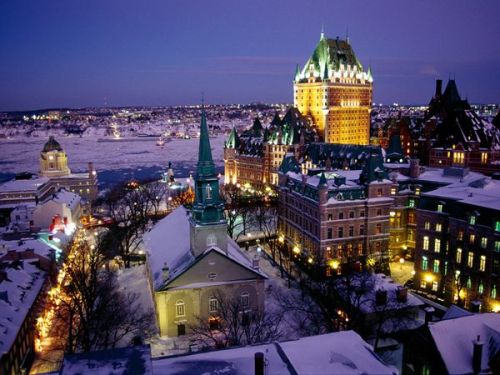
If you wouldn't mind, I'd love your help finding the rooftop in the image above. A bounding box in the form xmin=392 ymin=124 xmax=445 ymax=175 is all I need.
xmin=0 ymin=177 xmax=49 ymax=193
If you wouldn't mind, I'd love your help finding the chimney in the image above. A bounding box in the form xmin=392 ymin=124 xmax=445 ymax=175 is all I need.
xmin=472 ymin=335 xmax=483 ymax=374
xmin=252 ymin=254 xmax=260 ymax=270
xmin=396 ymin=287 xmax=408 ymax=303
xmin=375 ymin=290 xmax=387 ymax=306
xmin=424 ymin=306 xmax=435 ymax=324
xmin=435 ymin=79 xmax=442 ymax=97
xmin=162 ymin=263 xmax=170 ymax=281
xmin=254 ymin=352 xmax=264 ymax=375
xmin=409 ymin=159 xmax=420 ymax=178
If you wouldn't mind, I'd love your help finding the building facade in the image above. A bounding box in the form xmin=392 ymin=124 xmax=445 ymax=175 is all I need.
xmin=223 ymin=108 xmax=315 ymax=189
xmin=412 ymin=169 xmax=500 ymax=312
xmin=294 ymin=32 xmax=373 ymax=145
xmin=277 ymin=150 xmax=393 ymax=274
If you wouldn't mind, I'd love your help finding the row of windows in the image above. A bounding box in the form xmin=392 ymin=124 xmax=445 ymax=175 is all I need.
xmin=175 ymin=294 xmax=250 ymax=317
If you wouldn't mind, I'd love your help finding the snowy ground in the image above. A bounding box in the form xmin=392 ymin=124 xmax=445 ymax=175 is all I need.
xmin=0 ymin=134 xmax=226 ymax=175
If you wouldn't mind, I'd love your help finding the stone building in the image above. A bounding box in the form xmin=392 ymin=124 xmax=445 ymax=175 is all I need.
xmin=412 ymin=168 xmax=500 ymax=312
xmin=277 ymin=149 xmax=394 ymax=273
xmin=294 ymin=32 xmax=373 ymax=144
xmin=146 ymin=109 xmax=266 ymax=337
xmin=223 ymin=108 xmax=316 ymax=188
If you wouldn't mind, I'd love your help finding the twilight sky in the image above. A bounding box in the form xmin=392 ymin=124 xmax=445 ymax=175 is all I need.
xmin=1 ymin=0 xmax=499 ymax=111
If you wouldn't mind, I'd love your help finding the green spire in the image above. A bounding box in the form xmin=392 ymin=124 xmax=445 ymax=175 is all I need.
xmin=196 ymin=108 xmax=216 ymax=178
xmin=225 ymin=126 xmax=240 ymax=149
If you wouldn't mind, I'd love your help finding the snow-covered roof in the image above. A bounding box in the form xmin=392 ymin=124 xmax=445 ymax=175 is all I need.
xmin=0 ymin=238 xmax=53 ymax=259
xmin=49 ymin=189 xmax=81 ymax=210
xmin=0 ymin=263 xmax=47 ymax=356
xmin=144 ymin=206 xmax=266 ymax=290
xmin=429 ymin=313 xmax=500 ymax=374
xmin=423 ymin=177 xmax=500 ymax=210
xmin=0 ymin=177 xmax=49 ymax=193
xmin=152 ymin=330 xmax=396 ymax=375
xmin=60 ymin=345 xmax=153 ymax=375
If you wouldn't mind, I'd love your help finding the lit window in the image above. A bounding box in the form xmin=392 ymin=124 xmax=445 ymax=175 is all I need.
xmin=478 ymin=282 xmax=484 ymax=294
xmin=481 ymin=152 xmax=488 ymax=164
xmin=437 ymin=204 xmax=443 ymax=213
xmin=433 ymin=259 xmax=440 ymax=273
xmin=466 ymin=277 xmax=472 ymax=289
xmin=470 ymin=216 xmax=476 ymax=225
xmin=432 ymin=281 xmax=438 ymax=292
xmin=492 ymin=285 xmax=497 ymax=299
xmin=495 ymin=241 xmax=500 ymax=252
xmin=209 ymin=297 xmax=219 ymax=313
xmin=481 ymin=237 xmax=488 ymax=249
xmin=424 ymin=221 xmax=430 ymax=230
xmin=469 ymin=234 xmax=475 ymax=244
xmin=390 ymin=187 xmax=396 ymax=195
xmin=435 ymin=223 xmax=442 ymax=232
xmin=423 ymin=236 xmax=429 ymax=250
xmin=496 ymin=221 xmax=500 ymax=232
xmin=480 ymin=255 xmax=486 ymax=272
xmin=422 ymin=256 xmax=428 ymax=271
xmin=458 ymin=231 xmax=464 ymax=241
xmin=420 ymin=280 xmax=427 ymax=288
xmin=434 ymin=239 xmax=441 ymax=253
xmin=467 ymin=252 xmax=474 ymax=268
xmin=456 ymin=248 xmax=462 ymax=263
xmin=176 ymin=300 xmax=185 ymax=317
xmin=408 ymin=199 xmax=415 ymax=208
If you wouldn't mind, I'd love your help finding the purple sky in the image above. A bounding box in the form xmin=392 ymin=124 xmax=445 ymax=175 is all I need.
xmin=1 ymin=0 xmax=499 ymax=111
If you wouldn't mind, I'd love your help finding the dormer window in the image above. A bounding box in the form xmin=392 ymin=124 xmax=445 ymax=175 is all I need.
xmin=469 ymin=216 xmax=476 ymax=225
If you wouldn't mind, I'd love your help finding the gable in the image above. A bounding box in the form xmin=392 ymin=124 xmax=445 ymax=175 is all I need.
xmin=164 ymin=250 xmax=263 ymax=290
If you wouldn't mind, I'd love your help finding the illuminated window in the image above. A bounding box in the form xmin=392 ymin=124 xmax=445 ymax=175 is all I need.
xmin=432 ymin=281 xmax=438 ymax=292
xmin=209 ymin=297 xmax=219 ymax=313
xmin=481 ymin=152 xmax=488 ymax=164
xmin=176 ymin=300 xmax=185 ymax=317
xmin=478 ymin=282 xmax=484 ymax=294
xmin=456 ymin=248 xmax=462 ymax=263
xmin=481 ymin=237 xmax=488 ymax=249
xmin=467 ymin=252 xmax=474 ymax=268
xmin=422 ymin=256 xmax=428 ymax=270
xmin=408 ymin=199 xmax=415 ymax=208
xmin=424 ymin=221 xmax=430 ymax=230
xmin=390 ymin=187 xmax=396 ymax=195
xmin=434 ymin=239 xmax=441 ymax=253
xmin=433 ymin=259 xmax=440 ymax=273
xmin=453 ymin=152 xmax=464 ymax=165
xmin=435 ymin=223 xmax=442 ymax=232
xmin=480 ymin=255 xmax=486 ymax=272
xmin=495 ymin=241 xmax=500 ymax=252
xmin=466 ymin=277 xmax=472 ymax=289
xmin=469 ymin=216 xmax=476 ymax=225
xmin=492 ymin=285 xmax=497 ymax=299
xmin=437 ymin=204 xmax=443 ymax=213
xmin=423 ymin=236 xmax=429 ymax=250
xmin=470 ymin=234 xmax=476 ymax=244
xmin=458 ymin=230 xmax=464 ymax=241
xmin=496 ymin=221 xmax=500 ymax=232
xmin=420 ymin=280 xmax=427 ymax=288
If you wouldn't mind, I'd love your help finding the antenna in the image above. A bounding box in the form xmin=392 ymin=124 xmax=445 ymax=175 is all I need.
xmin=346 ymin=25 xmax=349 ymax=42
xmin=320 ymin=24 xmax=325 ymax=39
xmin=201 ymin=91 xmax=205 ymax=108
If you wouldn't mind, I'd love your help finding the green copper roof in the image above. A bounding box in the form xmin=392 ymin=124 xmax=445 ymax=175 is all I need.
xmin=296 ymin=34 xmax=365 ymax=81
xmin=360 ymin=152 xmax=388 ymax=184
xmin=42 ymin=136 xmax=63 ymax=152
xmin=225 ymin=126 xmax=240 ymax=149
xmin=196 ymin=108 xmax=216 ymax=178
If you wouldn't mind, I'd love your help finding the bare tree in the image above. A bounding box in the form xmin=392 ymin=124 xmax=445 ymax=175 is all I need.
xmin=55 ymin=239 xmax=154 ymax=353
xmin=189 ymin=291 xmax=283 ymax=349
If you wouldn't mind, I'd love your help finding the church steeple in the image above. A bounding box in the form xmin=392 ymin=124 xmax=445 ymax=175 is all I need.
xmin=191 ymin=107 xmax=225 ymax=226
xmin=189 ymin=106 xmax=228 ymax=257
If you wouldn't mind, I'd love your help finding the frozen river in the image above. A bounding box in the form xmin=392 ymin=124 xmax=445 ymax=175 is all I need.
xmin=0 ymin=134 xmax=226 ymax=188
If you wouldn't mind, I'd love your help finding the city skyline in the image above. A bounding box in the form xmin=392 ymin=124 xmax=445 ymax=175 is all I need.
xmin=1 ymin=0 xmax=499 ymax=111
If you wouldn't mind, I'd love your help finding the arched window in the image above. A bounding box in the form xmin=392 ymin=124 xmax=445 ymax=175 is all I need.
xmin=175 ymin=300 xmax=185 ymax=317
